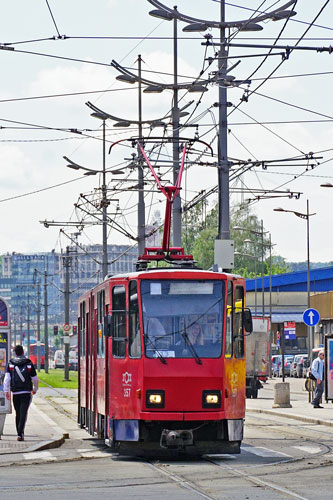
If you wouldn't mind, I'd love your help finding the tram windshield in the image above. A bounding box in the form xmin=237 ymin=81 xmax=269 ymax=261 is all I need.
xmin=141 ymin=279 xmax=224 ymax=359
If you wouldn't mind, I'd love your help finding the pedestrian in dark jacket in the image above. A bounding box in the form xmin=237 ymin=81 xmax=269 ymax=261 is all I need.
xmin=311 ymin=349 xmax=325 ymax=408
xmin=4 ymin=345 xmax=38 ymax=441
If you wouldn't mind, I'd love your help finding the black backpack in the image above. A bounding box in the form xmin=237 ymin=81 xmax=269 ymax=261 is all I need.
xmin=9 ymin=358 xmax=33 ymax=392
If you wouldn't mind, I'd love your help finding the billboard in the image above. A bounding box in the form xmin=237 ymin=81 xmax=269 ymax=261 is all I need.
xmin=0 ymin=299 xmax=8 ymax=327
xmin=325 ymin=335 xmax=333 ymax=401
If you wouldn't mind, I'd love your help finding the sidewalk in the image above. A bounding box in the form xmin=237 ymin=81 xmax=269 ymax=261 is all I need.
xmin=0 ymin=394 xmax=66 ymax=456
xmin=247 ymin=378 xmax=333 ymax=427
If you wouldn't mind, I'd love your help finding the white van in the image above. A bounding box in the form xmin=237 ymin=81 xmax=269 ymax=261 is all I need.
xmin=54 ymin=350 xmax=65 ymax=369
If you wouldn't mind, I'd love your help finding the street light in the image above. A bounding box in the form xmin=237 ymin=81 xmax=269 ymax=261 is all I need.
xmin=273 ymin=200 xmax=316 ymax=358
xmin=233 ymin=222 xmax=267 ymax=318
xmin=147 ymin=0 xmax=297 ymax=257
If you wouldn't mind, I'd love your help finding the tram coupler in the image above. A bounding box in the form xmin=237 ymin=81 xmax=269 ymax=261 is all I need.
xmin=160 ymin=429 xmax=193 ymax=448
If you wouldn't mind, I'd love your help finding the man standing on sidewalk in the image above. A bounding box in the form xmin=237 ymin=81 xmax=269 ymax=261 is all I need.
xmin=3 ymin=345 xmax=38 ymax=441
xmin=311 ymin=349 xmax=325 ymax=409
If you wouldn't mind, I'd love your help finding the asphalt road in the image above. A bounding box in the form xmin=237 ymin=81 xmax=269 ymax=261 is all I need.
xmin=1 ymin=381 xmax=333 ymax=499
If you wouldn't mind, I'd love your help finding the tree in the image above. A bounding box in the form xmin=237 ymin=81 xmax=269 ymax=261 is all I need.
xmin=182 ymin=200 xmax=288 ymax=275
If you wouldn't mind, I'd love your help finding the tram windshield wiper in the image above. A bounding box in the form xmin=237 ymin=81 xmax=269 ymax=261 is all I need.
xmin=144 ymin=334 xmax=167 ymax=364
xmin=181 ymin=330 xmax=202 ymax=365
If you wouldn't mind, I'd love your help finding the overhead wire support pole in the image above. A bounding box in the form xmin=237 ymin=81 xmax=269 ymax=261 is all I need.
xmin=137 ymin=54 xmax=146 ymax=256
xmin=36 ymin=280 xmax=41 ymax=372
xmin=44 ymin=267 xmax=49 ymax=374
xmin=172 ymin=7 xmax=181 ymax=247
xmin=218 ymin=0 xmax=230 ymax=242
xmin=64 ymin=246 xmax=71 ymax=382
xmin=102 ymin=117 xmax=108 ymax=279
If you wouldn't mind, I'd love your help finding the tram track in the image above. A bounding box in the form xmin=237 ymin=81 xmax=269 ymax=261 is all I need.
xmin=37 ymin=379 xmax=78 ymax=423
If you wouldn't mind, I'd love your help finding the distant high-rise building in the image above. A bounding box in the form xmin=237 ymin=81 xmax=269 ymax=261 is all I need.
xmin=0 ymin=244 xmax=138 ymax=343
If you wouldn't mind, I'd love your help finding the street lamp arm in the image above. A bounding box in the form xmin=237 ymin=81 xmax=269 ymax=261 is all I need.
xmin=147 ymin=0 xmax=296 ymax=28
xmin=273 ymin=207 xmax=316 ymax=219
xmin=86 ymin=99 xmax=194 ymax=126
xmin=63 ymin=156 xmax=97 ymax=174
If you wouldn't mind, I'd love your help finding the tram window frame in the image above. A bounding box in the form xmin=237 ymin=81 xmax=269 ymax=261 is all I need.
xmin=112 ymin=285 xmax=127 ymax=358
xmin=86 ymin=310 xmax=90 ymax=356
xmin=97 ymin=290 xmax=105 ymax=358
xmin=79 ymin=301 xmax=86 ymax=358
xmin=225 ymin=281 xmax=233 ymax=358
xmin=129 ymin=281 xmax=142 ymax=358
xmin=234 ymin=286 xmax=245 ymax=359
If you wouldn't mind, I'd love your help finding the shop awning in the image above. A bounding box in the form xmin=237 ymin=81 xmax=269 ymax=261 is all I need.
xmin=271 ymin=313 xmax=304 ymax=323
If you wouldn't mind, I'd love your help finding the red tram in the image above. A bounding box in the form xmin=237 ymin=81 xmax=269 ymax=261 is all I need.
xmin=77 ymin=132 xmax=252 ymax=455
xmin=29 ymin=343 xmax=45 ymax=369
xmin=78 ymin=268 xmax=252 ymax=455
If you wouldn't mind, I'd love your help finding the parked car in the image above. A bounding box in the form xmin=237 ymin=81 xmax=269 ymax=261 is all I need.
xmin=279 ymin=355 xmax=294 ymax=377
xmin=290 ymin=354 xmax=304 ymax=377
xmin=296 ymin=354 xmax=309 ymax=378
xmin=54 ymin=350 xmax=65 ymax=369
xmin=69 ymin=351 xmax=78 ymax=371
xmin=271 ymin=355 xmax=281 ymax=377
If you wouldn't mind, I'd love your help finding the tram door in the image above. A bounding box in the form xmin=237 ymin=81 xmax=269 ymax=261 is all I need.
xmin=107 ymin=281 xmax=142 ymax=423
xmin=224 ymin=281 xmax=245 ymax=415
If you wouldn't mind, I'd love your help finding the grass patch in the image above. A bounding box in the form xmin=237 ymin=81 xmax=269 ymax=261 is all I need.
xmin=37 ymin=368 xmax=78 ymax=389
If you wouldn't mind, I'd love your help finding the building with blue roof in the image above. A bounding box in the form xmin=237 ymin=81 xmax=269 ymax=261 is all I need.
xmin=246 ymin=266 xmax=333 ymax=354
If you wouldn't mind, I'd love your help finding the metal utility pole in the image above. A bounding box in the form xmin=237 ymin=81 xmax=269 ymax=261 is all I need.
xmin=36 ymin=281 xmax=41 ymax=372
xmin=19 ymin=305 xmax=23 ymax=345
xmin=261 ymin=219 xmax=265 ymax=319
xmin=27 ymin=294 xmax=31 ymax=355
xmin=217 ymin=0 xmax=230 ymax=242
xmin=269 ymin=233 xmax=273 ymax=377
xmin=63 ymin=246 xmax=71 ymax=381
xmin=172 ymin=7 xmax=181 ymax=247
xmin=137 ymin=54 xmax=146 ymax=255
xmin=44 ymin=269 xmax=49 ymax=373
xmin=306 ymin=199 xmax=313 ymax=357
xmin=101 ymin=118 xmax=108 ymax=280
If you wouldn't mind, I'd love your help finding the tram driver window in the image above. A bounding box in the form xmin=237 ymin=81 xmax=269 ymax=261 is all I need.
xmin=234 ymin=286 xmax=245 ymax=358
xmin=112 ymin=286 xmax=127 ymax=358
xmin=129 ymin=281 xmax=141 ymax=358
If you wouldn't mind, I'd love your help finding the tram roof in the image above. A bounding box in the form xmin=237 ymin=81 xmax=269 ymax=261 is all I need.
xmin=105 ymin=267 xmax=239 ymax=280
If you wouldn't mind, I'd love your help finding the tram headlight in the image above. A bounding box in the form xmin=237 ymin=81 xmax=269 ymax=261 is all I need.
xmin=202 ymin=390 xmax=221 ymax=408
xmin=146 ymin=390 xmax=165 ymax=408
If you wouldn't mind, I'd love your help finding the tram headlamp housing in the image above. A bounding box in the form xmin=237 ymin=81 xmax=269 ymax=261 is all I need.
xmin=146 ymin=390 xmax=165 ymax=408
xmin=202 ymin=390 xmax=221 ymax=409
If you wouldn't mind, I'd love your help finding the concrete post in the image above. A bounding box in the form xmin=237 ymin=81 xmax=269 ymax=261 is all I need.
xmin=272 ymin=382 xmax=292 ymax=408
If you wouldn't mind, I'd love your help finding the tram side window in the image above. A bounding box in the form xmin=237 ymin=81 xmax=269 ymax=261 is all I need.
xmin=79 ymin=301 xmax=86 ymax=358
xmin=86 ymin=311 xmax=90 ymax=356
xmin=112 ymin=285 xmax=127 ymax=358
xmin=97 ymin=290 xmax=105 ymax=358
xmin=234 ymin=286 xmax=245 ymax=358
xmin=129 ymin=281 xmax=141 ymax=358
xmin=225 ymin=281 xmax=233 ymax=357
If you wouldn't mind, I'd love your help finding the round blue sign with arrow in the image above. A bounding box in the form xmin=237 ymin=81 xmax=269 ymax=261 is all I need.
xmin=303 ymin=308 xmax=320 ymax=327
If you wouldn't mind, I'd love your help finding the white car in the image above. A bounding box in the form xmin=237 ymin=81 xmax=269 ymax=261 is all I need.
xmin=54 ymin=350 xmax=65 ymax=369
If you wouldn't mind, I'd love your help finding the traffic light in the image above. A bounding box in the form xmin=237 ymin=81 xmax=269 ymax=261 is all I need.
xmin=53 ymin=325 xmax=59 ymax=335
xmin=73 ymin=325 xmax=77 ymax=334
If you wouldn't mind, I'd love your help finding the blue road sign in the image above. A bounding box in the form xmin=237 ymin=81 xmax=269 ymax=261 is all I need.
xmin=303 ymin=308 xmax=320 ymax=327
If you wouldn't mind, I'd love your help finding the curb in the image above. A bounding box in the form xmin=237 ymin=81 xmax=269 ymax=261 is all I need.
xmin=0 ymin=434 xmax=66 ymax=456
xmin=247 ymin=407 xmax=333 ymax=428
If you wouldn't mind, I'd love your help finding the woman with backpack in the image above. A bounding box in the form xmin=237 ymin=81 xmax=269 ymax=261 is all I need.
xmin=3 ymin=345 xmax=39 ymax=441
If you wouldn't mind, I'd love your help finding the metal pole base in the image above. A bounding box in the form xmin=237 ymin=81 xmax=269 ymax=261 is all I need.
xmin=0 ymin=414 xmax=6 ymax=438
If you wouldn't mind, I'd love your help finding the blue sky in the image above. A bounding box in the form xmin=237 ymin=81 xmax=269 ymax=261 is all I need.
xmin=1 ymin=0 xmax=333 ymax=263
